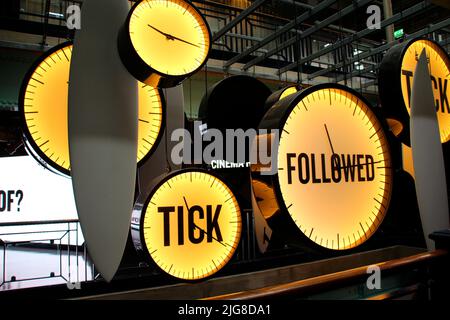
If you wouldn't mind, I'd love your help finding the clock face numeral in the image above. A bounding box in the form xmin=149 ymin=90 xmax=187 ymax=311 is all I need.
xmin=276 ymin=87 xmax=392 ymax=250
xmin=400 ymin=39 xmax=450 ymax=143
xmin=127 ymin=0 xmax=210 ymax=78
xmin=20 ymin=42 xmax=164 ymax=175
xmin=141 ymin=170 xmax=242 ymax=280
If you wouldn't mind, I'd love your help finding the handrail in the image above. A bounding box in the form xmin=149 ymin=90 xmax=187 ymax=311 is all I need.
xmin=0 ymin=219 xmax=79 ymax=227
xmin=204 ymin=249 xmax=448 ymax=300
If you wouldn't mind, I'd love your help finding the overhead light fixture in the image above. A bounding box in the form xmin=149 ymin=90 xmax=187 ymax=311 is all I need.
xmin=49 ymin=12 xmax=64 ymax=18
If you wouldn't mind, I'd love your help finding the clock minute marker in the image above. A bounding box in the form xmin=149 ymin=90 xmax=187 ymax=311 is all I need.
xmin=359 ymin=222 xmax=367 ymax=239
xmin=61 ymin=49 xmax=70 ymax=62
xmin=301 ymin=101 xmax=308 ymax=111
xmin=38 ymin=139 xmax=50 ymax=148
xmin=31 ymin=77 xmax=44 ymax=85
xmin=373 ymin=197 xmax=386 ymax=209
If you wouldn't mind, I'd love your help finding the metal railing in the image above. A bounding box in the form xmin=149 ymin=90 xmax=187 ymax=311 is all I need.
xmin=0 ymin=219 xmax=95 ymax=291
xmin=204 ymin=249 xmax=448 ymax=300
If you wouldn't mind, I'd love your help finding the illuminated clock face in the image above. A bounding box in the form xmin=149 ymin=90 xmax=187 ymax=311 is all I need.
xmin=279 ymin=86 xmax=298 ymax=100
xmin=400 ymin=39 xmax=450 ymax=143
xmin=270 ymin=85 xmax=392 ymax=250
xmin=141 ymin=170 xmax=242 ymax=280
xmin=121 ymin=0 xmax=211 ymax=86
xmin=20 ymin=42 xmax=164 ymax=175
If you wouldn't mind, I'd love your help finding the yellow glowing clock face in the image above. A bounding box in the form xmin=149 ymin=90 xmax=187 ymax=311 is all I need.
xmin=279 ymin=86 xmax=298 ymax=100
xmin=128 ymin=0 xmax=210 ymax=77
xmin=400 ymin=39 xmax=450 ymax=143
xmin=276 ymin=86 xmax=392 ymax=250
xmin=142 ymin=170 xmax=242 ymax=280
xmin=20 ymin=42 xmax=164 ymax=175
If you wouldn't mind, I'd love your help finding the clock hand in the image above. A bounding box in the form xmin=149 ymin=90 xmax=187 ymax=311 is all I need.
xmin=148 ymin=24 xmax=200 ymax=48
xmin=147 ymin=24 xmax=173 ymax=40
xmin=334 ymin=160 xmax=384 ymax=171
xmin=324 ymin=124 xmax=336 ymax=155
xmin=324 ymin=123 xmax=385 ymax=171
xmin=324 ymin=123 xmax=341 ymax=168
xmin=167 ymin=34 xmax=201 ymax=48
xmin=182 ymin=196 xmax=231 ymax=248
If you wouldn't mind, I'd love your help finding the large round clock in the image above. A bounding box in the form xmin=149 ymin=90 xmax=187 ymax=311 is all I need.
xmin=251 ymin=83 xmax=393 ymax=250
xmin=136 ymin=169 xmax=242 ymax=280
xmin=19 ymin=42 xmax=164 ymax=176
xmin=379 ymin=37 xmax=450 ymax=145
xmin=118 ymin=0 xmax=211 ymax=88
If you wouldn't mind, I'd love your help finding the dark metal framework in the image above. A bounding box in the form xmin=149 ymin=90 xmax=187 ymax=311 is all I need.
xmin=0 ymin=0 xmax=449 ymax=91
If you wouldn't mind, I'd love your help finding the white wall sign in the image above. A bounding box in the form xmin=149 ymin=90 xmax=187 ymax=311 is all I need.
xmin=0 ymin=155 xmax=77 ymax=224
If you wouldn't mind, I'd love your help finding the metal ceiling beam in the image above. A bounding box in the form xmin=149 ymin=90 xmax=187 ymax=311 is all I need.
xmin=335 ymin=64 xmax=377 ymax=82
xmin=281 ymin=0 xmax=380 ymax=46
xmin=212 ymin=0 xmax=268 ymax=42
xmin=279 ymin=0 xmax=313 ymax=10
xmin=223 ymin=33 xmax=262 ymax=42
xmin=359 ymin=79 xmax=377 ymax=89
xmin=223 ymin=0 xmax=338 ymax=68
xmin=0 ymin=40 xmax=51 ymax=52
xmin=282 ymin=0 xmax=430 ymax=77
xmin=305 ymin=18 xmax=450 ymax=80
xmin=244 ymin=0 xmax=373 ymax=70
xmin=204 ymin=65 xmax=288 ymax=82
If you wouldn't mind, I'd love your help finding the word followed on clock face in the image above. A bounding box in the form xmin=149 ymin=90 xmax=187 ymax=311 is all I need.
xmin=274 ymin=85 xmax=392 ymax=251
xmin=285 ymin=153 xmax=376 ymax=184
xmin=141 ymin=170 xmax=242 ymax=280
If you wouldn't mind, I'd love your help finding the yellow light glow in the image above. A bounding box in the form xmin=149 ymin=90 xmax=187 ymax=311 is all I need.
xmin=277 ymin=88 xmax=393 ymax=250
xmin=279 ymin=86 xmax=298 ymax=100
xmin=142 ymin=171 xmax=242 ymax=280
xmin=137 ymin=83 xmax=164 ymax=163
xmin=401 ymin=39 xmax=450 ymax=143
xmin=129 ymin=0 xmax=210 ymax=76
xmin=21 ymin=43 xmax=163 ymax=174
xmin=252 ymin=180 xmax=278 ymax=220
xmin=386 ymin=118 xmax=404 ymax=137
xmin=401 ymin=143 xmax=415 ymax=178
xmin=23 ymin=45 xmax=72 ymax=172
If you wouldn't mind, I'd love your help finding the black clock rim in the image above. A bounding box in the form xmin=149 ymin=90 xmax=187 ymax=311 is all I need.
xmin=378 ymin=36 xmax=450 ymax=146
xmin=19 ymin=41 xmax=73 ymax=176
xmin=138 ymin=167 xmax=243 ymax=281
xmin=19 ymin=41 xmax=165 ymax=175
xmin=118 ymin=0 xmax=212 ymax=88
xmin=136 ymin=86 xmax=167 ymax=167
xmin=264 ymin=84 xmax=302 ymax=111
xmin=257 ymin=83 xmax=394 ymax=253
